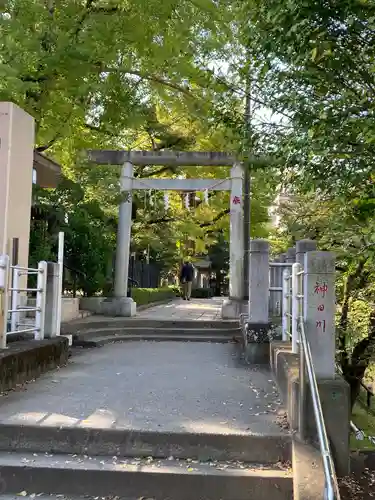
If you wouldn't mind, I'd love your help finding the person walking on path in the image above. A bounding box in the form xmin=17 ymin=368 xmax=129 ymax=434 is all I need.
xmin=180 ymin=259 xmax=194 ymax=300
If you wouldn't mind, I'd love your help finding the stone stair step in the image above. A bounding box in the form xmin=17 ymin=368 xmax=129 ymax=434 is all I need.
xmin=0 ymin=495 xmax=120 ymax=500
xmin=74 ymin=327 xmax=241 ymax=336
xmin=72 ymin=327 xmax=241 ymax=347
xmin=72 ymin=326 xmax=242 ymax=346
xmin=0 ymin=451 xmax=293 ymax=500
xmin=75 ymin=335 xmax=241 ymax=346
xmin=0 ymin=425 xmax=291 ymax=464
xmin=62 ymin=319 xmax=238 ymax=334
xmin=78 ymin=310 xmax=93 ymax=319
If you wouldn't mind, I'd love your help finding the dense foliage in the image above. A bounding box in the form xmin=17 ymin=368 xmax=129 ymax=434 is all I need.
xmin=276 ymin=192 xmax=375 ymax=407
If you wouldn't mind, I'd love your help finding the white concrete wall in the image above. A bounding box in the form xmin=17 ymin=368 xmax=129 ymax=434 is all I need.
xmin=0 ymin=102 xmax=34 ymax=271
xmin=60 ymin=298 xmax=80 ymax=322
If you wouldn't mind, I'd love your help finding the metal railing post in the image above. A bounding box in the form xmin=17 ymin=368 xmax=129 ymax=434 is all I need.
xmin=282 ymin=269 xmax=290 ymax=341
xmin=296 ymin=262 xmax=307 ymax=440
xmin=10 ymin=266 xmax=20 ymax=332
xmin=291 ymin=263 xmax=299 ymax=353
xmin=0 ymin=255 xmax=10 ymax=348
xmin=56 ymin=231 xmax=64 ymax=336
xmin=299 ymin=332 xmax=307 ymax=441
xmin=35 ymin=261 xmax=47 ymax=340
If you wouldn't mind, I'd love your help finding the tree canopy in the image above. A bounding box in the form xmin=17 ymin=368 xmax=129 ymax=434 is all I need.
xmin=0 ymin=0 xmax=274 ymax=292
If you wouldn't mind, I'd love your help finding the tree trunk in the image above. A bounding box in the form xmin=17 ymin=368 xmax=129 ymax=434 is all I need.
xmin=338 ymin=258 xmax=367 ymax=371
xmin=342 ymin=363 xmax=368 ymax=410
xmin=215 ymin=270 xmax=221 ymax=296
xmin=342 ymin=309 xmax=375 ymax=409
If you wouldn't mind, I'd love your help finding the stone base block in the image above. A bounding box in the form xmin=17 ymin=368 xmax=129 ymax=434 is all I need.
xmin=244 ymin=342 xmax=270 ymax=365
xmin=79 ymin=297 xmax=105 ymax=314
xmin=100 ymin=297 xmax=136 ymax=317
xmin=270 ymin=341 xmax=350 ymax=476
xmin=302 ymin=376 xmax=350 ymax=476
xmin=221 ymin=298 xmax=246 ymax=319
xmin=244 ymin=323 xmax=272 ymax=365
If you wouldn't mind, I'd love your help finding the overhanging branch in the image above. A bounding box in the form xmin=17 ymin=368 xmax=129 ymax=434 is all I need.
xmin=106 ymin=68 xmax=194 ymax=98
xmin=200 ymin=208 xmax=230 ymax=227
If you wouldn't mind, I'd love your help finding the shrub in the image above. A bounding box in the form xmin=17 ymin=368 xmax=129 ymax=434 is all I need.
xmin=169 ymin=285 xmax=181 ymax=296
xmin=191 ymin=287 xmax=214 ymax=298
xmin=130 ymin=287 xmax=177 ymax=306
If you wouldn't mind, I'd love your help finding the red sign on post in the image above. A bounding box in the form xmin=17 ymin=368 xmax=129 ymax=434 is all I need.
xmin=314 ymin=281 xmax=328 ymax=298
xmin=232 ymin=196 xmax=241 ymax=205
xmin=316 ymin=319 xmax=326 ymax=332
xmin=314 ymin=281 xmax=328 ymax=333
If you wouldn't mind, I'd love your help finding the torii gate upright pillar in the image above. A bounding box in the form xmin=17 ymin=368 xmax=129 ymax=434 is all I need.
xmin=114 ymin=162 xmax=133 ymax=298
xmin=222 ymin=163 xmax=245 ymax=318
xmin=101 ymin=162 xmax=136 ymax=317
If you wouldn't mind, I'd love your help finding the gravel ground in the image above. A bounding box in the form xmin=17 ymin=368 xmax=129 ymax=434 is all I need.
xmin=340 ymin=469 xmax=375 ymax=499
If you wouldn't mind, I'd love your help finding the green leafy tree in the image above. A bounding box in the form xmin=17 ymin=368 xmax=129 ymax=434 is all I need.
xmin=277 ymin=190 xmax=375 ymax=408
xmin=232 ymin=0 xmax=375 ymax=193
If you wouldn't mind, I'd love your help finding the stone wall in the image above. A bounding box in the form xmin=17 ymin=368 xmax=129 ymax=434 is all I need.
xmin=0 ymin=337 xmax=68 ymax=392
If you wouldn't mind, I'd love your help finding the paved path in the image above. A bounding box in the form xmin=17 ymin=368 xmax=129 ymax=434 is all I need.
xmin=137 ymin=298 xmax=224 ymax=321
xmin=64 ymin=299 xmax=227 ymax=330
xmin=1 ymin=299 xmax=286 ymax=443
xmin=0 ymin=342 xmax=284 ymax=436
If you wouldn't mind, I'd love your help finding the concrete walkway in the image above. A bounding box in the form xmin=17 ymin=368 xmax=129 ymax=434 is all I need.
xmin=137 ymin=298 xmax=224 ymax=321
xmin=0 ymin=342 xmax=283 ymax=435
xmin=0 ymin=299 xmax=286 ymax=453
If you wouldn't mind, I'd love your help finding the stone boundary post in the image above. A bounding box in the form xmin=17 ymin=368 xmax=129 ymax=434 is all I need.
xmin=286 ymin=247 xmax=296 ymax=263
xmin=44 ymin=262 xmax=59 ymax=338
xmin=248 ymin=239 xmax=269 ymax=323
xmin=296 ymin=239 xmax=317 ymax=267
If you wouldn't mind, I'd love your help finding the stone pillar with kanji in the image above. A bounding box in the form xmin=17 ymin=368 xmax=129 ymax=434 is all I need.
xmin=303 ymin=251 xmax=335 ymax=377
xmin=302 ymin=250 xmax=351 ymax=476
xmin=222 ymin=163 xmax=244 ymax=319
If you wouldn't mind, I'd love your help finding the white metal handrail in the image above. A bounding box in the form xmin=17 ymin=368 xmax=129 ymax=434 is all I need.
xmin=298 ymin=317 xmax=341 ymax=500
xmin=281 ymin=264 xmax=304 ymax=352
xmin=282 ymin=270 xmax=292 ymax=343
xmin=269 ymin=261 xmax=294 ymax=318
xmin=0 ymin=232 xmax=65 ymax=348
xmin=269 ymin=262 xmax=294 ymax=268
xmin=0 ymin=255 xmax=47 ymax=347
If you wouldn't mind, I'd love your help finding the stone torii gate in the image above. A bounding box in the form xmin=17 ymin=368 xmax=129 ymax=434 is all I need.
xmin=87 ymin=150 xmax=246 ymax=319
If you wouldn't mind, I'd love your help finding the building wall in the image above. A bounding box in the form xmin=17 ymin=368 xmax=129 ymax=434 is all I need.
xmin=0 ymin=102 xmax=34 ymax=273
